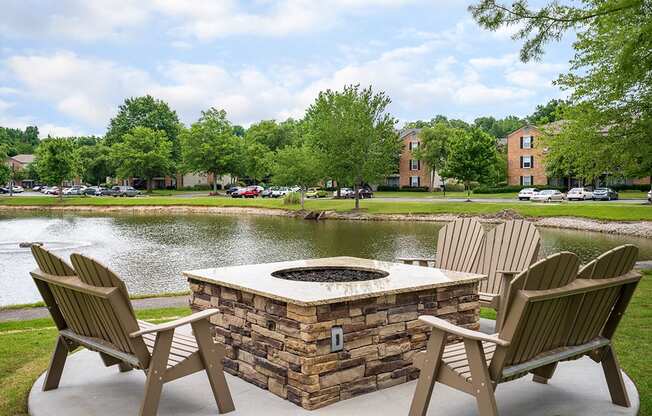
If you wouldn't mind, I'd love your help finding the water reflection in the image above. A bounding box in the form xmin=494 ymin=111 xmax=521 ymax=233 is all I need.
xmin=1 ymin=211 xmax=650 ymax=306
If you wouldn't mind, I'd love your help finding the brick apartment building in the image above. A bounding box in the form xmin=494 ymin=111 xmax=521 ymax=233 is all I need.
xmin=387 ymin=128 xmax=442 ymax=190
xmin=506 ymin=124 xmax=650 ymax=188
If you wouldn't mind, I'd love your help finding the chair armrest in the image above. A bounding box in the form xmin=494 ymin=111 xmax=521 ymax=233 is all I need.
xmin=130 ymin=309 xmax=219 ymax=338
xmin=497 ymin=270 xmax=519 ymax=277
xmin=418 ymin=315 xmax=510 ymax=346
xmin=397 ymin=257 xmax=437 ymax=266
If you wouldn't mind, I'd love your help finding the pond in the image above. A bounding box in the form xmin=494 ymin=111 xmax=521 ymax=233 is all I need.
xmin=1 ymin=211 xmax=651 ymax=306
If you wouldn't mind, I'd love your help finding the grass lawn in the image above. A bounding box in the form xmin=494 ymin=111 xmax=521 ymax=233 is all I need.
xmin=1 ymin=274 xmax=649 ymax=416
xmin=1 ymin=195 xmax=651 ymax=221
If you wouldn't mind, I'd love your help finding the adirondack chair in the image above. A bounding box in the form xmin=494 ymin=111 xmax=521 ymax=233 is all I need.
xmin=476 ymin=220 xmax=540 ymax=312
xmin=30 ymin=246 xmax=235 ymax=416
xmin=409 ymin=251 xmax=641 ymax=416
xmin=398 ymin=218 xmax=485 ymax=272
xmin=578 ymin=244 xmax=638 ymax=279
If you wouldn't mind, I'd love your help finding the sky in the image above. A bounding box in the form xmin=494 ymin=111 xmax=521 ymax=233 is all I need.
xmin=0 ymin=0 xmax=575 ymax=138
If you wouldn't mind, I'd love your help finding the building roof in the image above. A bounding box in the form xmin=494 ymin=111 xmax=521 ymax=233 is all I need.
xmin=399 ymin=128 xmax=421 ymax=138
xmin=10 ymin=154 xmax=35 ymax=164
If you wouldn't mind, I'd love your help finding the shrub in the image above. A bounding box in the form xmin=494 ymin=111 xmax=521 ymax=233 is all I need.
xmin=283 ymin=192 xmax=301 ymax=205
xmin=399 ymin=186 xmax=429 ymax=192
xmin=610 ymin=184 xmax=651 ymax=191
xmin=377 ymin=185 xmax=399 ymax=191
xmin=443 ymin=182 xmax=465 ymax=192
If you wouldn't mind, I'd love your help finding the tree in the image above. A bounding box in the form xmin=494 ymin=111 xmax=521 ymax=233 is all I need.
xmin=305 ymin=85 xmax=401 ymax=209
xmin=110 ymin=127 xmax=175 ymax=192
xmin=269 ymin=145 xmax=323 ymax=209
xmin=413 ymin=123 xmax=457 ymax=191
xmin=35 ymin=138 xmax=77 ymax=200
xmin=470 ymin=0 xmax=652 ymax=183
xmin=404 ymin=116 xmax=471 ymax=131
xmin=440 ymin=128 xmax=498 ymax=200
xmin=105 ymin=95 xmax=182 ymax=161
xmin=246 ymin=119 xmax=299 ymax=151
xmin=180 ymin=108 xmax=243 ymax=193
xmin=527 ymin=99 xmax=567 ymax=125
xmin=75 ymin=143 xmax=113 ymax=185
xmin=0 ymin=147 xmax=11 ymax=187
xmin=474 ymin=115 xmax=523 ymax=138
xmin=243 ymin=141 xmax=272 ymax=184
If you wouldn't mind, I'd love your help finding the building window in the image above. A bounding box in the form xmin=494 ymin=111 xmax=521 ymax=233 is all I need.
xmin=521 ymin=136 xmax=534 ymax=149
xmin=409 ymin=141 xmax=419 ymax=151
xmin=521 ymin=155 xmax=533 ymax=169
xmin=409 ymin=160 xmax=420 ymax=171
xmin=410 ymin=176 xmax=421 ymax=187
xmin=520 ymin=176 xmax=533 ymax=186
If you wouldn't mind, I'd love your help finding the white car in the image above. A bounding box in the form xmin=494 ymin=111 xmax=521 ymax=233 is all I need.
xmin=531 ymin=189 xmax=565 ymax=202
xmin=11 ymin=185 xmax=24 ymax=193
xmin=567 ymin=187 xmax=593 ymax=201
xmin=333 ymin=188 xmax=355 ymax=198
xmin=517 ymin=188 xmax=540 ymax=200
xmin=648 ymin=190 xmax=651 ymax=203
xmin=271 ymin=187 xmax=290 ymax=198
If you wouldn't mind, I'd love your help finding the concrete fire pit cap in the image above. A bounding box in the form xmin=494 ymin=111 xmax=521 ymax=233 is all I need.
xmin=182 ymin=256 xmax=485 ymax=306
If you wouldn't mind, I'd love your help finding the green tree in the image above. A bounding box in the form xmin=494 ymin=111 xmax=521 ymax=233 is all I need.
xmin=440 ymin=128 xmax=498 ymax=199
xmin=270 ymin=145 xmax=323 ymax=209
xmin=305 ymin=85 xmax=401 ymax=209
xmin=470 ymin=0 xmax=652 ymax=182
xmin=413 ymin=123 xmax=458 ymax=191
xmin=75 ymin=143 xmax=113 ymax=185
xmin=527 ymin=99 xmax=567 ymax=125
xmin=110 ymin=127 xmax=175 ymax=192
xmin=474 ymin=115 xmax=523 ymax=138
xmin=180 ymin=108 xmax=243 ymax=193
xmin=243 ymin=141 xmax=272 ymax=184
xmin=35 ymin=137 xmax=77 ymax=200
xmin=246 ymin=119 xmax=300 ymax=151
xmin=0 ymin=147 xmax=11 ymax=187
xmin=105 ymin=95 xmax=182 ymax=161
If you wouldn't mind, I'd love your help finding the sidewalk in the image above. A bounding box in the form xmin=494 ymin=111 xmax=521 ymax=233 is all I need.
xmin=0 ymin=295 xmax=189 ymax=322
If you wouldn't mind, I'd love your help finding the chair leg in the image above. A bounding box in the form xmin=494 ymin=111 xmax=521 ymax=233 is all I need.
xmin=119 ymin=362 xmax=134 ymax=372
xmin=465 ymin=339 xmax=498 ymax=416
xmin=192 ymin=320 xmax=235 ymax=414
xmin=140 ymin=330 xmax=173 ymax=416
xmin=408 ymin=330 xmax=447 ymax=416
xmin=43 ymin=336 xmax=69 ymax=391
xmin=601 ymin=346 xmax=630 ymax=407
xmin=532 ymin=363 xmax=557 ymax=384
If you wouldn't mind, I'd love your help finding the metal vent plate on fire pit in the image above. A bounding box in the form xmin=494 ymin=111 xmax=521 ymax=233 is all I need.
xmin=271 ymin=266 xmax=388 ymax=283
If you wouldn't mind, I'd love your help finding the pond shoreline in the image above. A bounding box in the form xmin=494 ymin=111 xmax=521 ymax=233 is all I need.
xmin=2 ymin=204 xmax=652 ymax=238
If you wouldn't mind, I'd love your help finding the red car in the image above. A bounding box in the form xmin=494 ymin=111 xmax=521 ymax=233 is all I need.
xmin=233 ymin=186 xmax=260 ymax=198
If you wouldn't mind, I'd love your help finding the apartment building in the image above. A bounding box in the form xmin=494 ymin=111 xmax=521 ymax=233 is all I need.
xmin=390 ymin=128 xmax=442 ymax=190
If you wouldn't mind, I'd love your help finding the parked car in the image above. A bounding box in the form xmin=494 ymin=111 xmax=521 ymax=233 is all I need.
xmin=272 ymin=187 xmax=290 ymax=198
xmin=111 ymin=186 xmax=138 ymax=197
xmin=0 ymin=186 xmax=8 ymax=194
xmin=531 ymin=189 xmax=565 ymax=202
xmin=334 ymin=188 xmax=355 ymax=198
xmin=592 ymin=188 xmax=618 ymax=201
xmin=12 ymin=185 xmax=24 ymax=193
xmin=517 ymin=188 xmax=540 ymax=200
xmin=226 ymin=186 xmax=240 ymax=196
xmin=305 ymin=188 xmax=328 ymax=198
xmin=32 ymin=185 xmax=42 ymax=192
xmin=648 ymin=189 xmax=651 ymax=203
xmin=82 ymin=186 xmax=101 ymax=196
xmin=63 ymin=186 xmax=86 ymax=196
xmin=358 ymin=188 xmax=374 ymax=199
xmin=567 ymin=187 xmax=593 ymax=201
xmin=233 ymin=186 xmax=260 ymax=198
xmin=98 ymin=187 xmax=114 ymax=196
xmin=261 ymin=187 xmax=276 ymax=198
xmin=44 ymin=186 xmax=60 ymax=195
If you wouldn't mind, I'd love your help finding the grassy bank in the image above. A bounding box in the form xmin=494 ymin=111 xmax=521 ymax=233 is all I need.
xmin=1 ymin=195 xmax=651 ymax=221
xmin=0 ymin=274 xmax=649 ymax=416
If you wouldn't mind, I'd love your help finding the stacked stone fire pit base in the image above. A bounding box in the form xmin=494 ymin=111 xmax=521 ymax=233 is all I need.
xmin=185 ymin=257 xmax=483 ymax=410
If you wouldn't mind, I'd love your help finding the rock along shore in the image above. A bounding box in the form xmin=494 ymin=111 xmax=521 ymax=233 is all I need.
xmin=1 ymin=204 xmax=651 ymax=239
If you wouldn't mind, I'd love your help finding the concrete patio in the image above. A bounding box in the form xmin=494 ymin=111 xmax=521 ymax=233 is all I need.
xmin=29 ymin=321 xmax=639 ymax=416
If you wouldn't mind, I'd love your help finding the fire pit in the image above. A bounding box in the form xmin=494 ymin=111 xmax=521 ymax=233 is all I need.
xmin=184 ymin=257 xmax=484 ymax=410
xmin=272 ymin=266 xmax=388 ymax=282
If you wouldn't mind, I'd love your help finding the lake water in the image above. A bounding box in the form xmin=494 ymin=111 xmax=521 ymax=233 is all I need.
xmin=1 ymin=211 xmax=651 ymax=306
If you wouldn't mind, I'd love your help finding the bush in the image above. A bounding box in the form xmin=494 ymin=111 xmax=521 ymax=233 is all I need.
xmin=399 ymin=186 xmax=429 ymax=192
xmin=283 ymin=192 xmax=301 ymax=205
xmin=611 ymin=184 xmax=651 ymax=191
xmin=377 ymin=185 xmax=399 ymax=192
xmin=443 ymin=183 xmax=465 ymax=192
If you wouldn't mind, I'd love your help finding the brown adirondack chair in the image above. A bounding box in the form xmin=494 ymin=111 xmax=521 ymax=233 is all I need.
xmin=578 ymin=244 xmax=638 ymax=279
xmin=409 ymin=251 xmax=641 ymax=416
xmin=30 ymin=246 xmax=235 ymax=416
xmin=399 ymin=218 xmax=485 ymax=272
xmin=476 ymin=220 xmax=540 ymax=312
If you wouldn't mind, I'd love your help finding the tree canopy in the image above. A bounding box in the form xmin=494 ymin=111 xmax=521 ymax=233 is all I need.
xmin=305 ymin=84 xmax=401 ymax=208
xmin=105 ymin=95 xmax=182 ymax=161
xmin=35 ymin=137 xmax=77 ymax=198
xmin=110 ymin=127 xmax=175 ymax=191
xmin=74 ymin=142 xmax=112 ymax=185
xmin=180 ymin=108 xmax=243 ymax=192
xmin=269 ymin=144 xmax=323 ymax=209
xmin=0 ymin=126 xmax=39 ymax=156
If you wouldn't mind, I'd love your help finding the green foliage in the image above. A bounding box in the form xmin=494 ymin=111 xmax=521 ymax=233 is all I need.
xmin=283 ymin=192 xmax=301 ymax=206
xmin=105 ymin=95 xmax=182 ymax=161
xmin=270 ymin=144 xmax=323 ymax=209
xmin=473 ymin=115 xmax=523 ymax=138
xmin=413 ymin=122 xmax=455 ymax=186
xmin=305 ymin=84 xmax=401 ymax=209
xmin=180 ymin=108 xmax=243 ymax=192
xmin=404 ymin=115 xmax=470 ymax=130
xmin=440 ymin=128 xmax=499 ymax=196
xmin=0 ymin=126 xmax=39 ymax=156
xmin=35 ymin=137 xmax=77 ymax=191
xmin=110 ymin=127 xmax=175 ymax=191
xmin=74 ymin=142 xmax=112 ymax=185
xmin=245 ymin=119 xmax=300 ymax=151
xmin=0 ymin=147 xmax=10 ymax=185
xmin=243 ymin=141 xmax=272 ymax=184
xmin=526 ymin=99 xmax=567 ymax=125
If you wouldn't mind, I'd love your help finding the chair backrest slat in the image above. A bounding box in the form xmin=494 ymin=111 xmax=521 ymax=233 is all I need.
xmin=477 ymin=220 xmax=540 ymax=295
xmin=435 ymin=218 xmax=485 ymax=272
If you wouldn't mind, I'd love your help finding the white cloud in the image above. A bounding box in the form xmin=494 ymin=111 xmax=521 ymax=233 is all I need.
xmin=453 ymin=83 xmax=531 ymax=105
xmin=505 ymin=62 xmax=566 ymax=88
xmin=469 ymin=54 xmax=517 ymax=69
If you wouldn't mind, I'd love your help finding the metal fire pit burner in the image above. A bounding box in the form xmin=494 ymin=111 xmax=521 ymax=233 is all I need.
xmin=271 ymin=266 xmax=388 ymax=283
